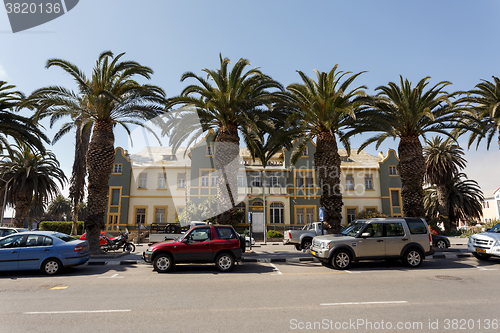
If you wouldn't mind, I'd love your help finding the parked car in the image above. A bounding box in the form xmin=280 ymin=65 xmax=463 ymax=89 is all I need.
xmin=0 ymin=227 xmax=28 ymax=238
xmin=143 ymin=225 xmax=244 ymax=273
xmin=246 ymin=236 xmax=255 ymax=246
xmin=468 ymin=222 xmax=500 ymax=261
xmin=0 ymin=231 xmax=90 ymax=274
xmin=432 ymin=234 xmax=450 ymax=249
xmin=283 ymin=222 xmax=327 ymax=250
xmin=310 ymin=218 xmax=434 ymax=270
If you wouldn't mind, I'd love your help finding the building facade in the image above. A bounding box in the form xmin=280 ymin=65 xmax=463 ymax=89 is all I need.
xmin=104 ymin=132 xmax=402 ymax=231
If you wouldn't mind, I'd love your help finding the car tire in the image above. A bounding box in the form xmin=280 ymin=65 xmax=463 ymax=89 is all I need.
xmin=403 ymin=248 xmax=423 ymax=268
xmin=41 ymin=258 xmax=62 ymax=275
xmin=294 ymin=244 xmax=302 ymax=251
xmin=215 ymin=252 xmax=234 ymax=272
xmin=124 ymin=243 xmax=135 ymax=252
xmin=436 ymin=240 xmax=447 ymax=249
xmin=239 ymin=235 xmax=246 ymax=253
xmin=301 ymin=238 xmax=312 ymax=250
xmin=472 ymin=252 xmax=491 ymax=261
xmin=331 ymin=250 xmax=351 ymax=270
xmin=153 ymin=253 xmax=174 ymax=273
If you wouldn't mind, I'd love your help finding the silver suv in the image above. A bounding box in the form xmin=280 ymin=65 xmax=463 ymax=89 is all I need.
xmin=310 ymin=218 xmax=434 ymax=270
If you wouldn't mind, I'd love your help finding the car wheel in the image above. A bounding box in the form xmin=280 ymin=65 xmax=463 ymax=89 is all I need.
xmin=403 ymin=248 xmax=423 ymax=268
xmin=153 ymin=254 xmax=174 ymax=273
xmin=301 ymin=239 xmax=312 ymax=250
xmin=436 ymin=240 xmax=447 ymax=249
xmin=41 ymin=258 xmax=62 ymax=275
xmin=124 ymin=243 xmax=135 ymax=252
xmin=294 ymin=244 xmax=302 ymax=251
xmin=215 ymin=253 xmax=234 ymax=272
xmin=472 ymin=252 xmax=491 ymax=261
xmin=239 ymin=235 xmax=246 ymax=253
xmin=331 ymin=250 xmax=351 ymax=270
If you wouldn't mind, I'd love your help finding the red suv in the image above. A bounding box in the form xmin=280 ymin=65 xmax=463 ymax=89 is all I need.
xmin=142 ymin=225 xmax=244 ymax=273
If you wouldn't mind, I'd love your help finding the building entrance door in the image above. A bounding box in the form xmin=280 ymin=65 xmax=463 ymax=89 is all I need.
xmin=252 ymin=212 xmax=264 ymax=233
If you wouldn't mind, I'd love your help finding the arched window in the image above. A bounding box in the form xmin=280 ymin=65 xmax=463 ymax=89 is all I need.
xmin=270 ymin=202 xmax=284 ymax=224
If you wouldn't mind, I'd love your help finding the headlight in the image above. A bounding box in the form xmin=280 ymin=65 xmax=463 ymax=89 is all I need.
xmin=147 ymin=247 xmax=154 ymax=252
xmin=321 ymin=242 xmax=330 ymax=249
xmin=468 ymin=237 xmax=474 ymax=244
xmin=495 ymin=240 xmax=500 ymax=247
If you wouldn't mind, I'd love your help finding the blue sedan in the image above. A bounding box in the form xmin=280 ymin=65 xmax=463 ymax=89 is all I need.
xmin=0 ymin=231 xmax=90 ymax=275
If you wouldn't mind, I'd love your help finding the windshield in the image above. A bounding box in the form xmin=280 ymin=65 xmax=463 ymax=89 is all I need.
xmin=488 ymin=223 xmax=500 ymax=233
xmin=340 ymin=222 xmax=366 ymax=237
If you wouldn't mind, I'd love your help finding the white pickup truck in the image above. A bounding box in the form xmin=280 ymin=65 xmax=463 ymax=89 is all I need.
xmin=468 ymin=222 xmax=500 ymax=260
xmin=283 ymin=222 xmax=327 ymax=250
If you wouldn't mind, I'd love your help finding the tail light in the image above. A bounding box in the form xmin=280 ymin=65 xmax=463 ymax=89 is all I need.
xmin=74 ymin=245 xmax=83 ymax=252
xmin=287 ymin=231 xmax=291 ymax=239
xmin=429 ymin=233 xmax=432 ymax=247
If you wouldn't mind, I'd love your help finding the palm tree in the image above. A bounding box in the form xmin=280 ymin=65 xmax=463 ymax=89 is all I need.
xmin=352 ymin=76 xmax=457 ymax=218
xmin=164 ymin=55 xmax=282 ymax=224
xmin=275 ymin=65 xmax=366 ymax=233
xmin=423 ymin=136 xmax=466 ymax=231
xmin=28 ymin=89 xmax=93 ymax=236
xmin=0 ymin=81 xmax=50 ymax=221
xmin=0 ymin=143 xmax=66 ymax=228
xmin=30 ymin=51 xmax=165 ymax=253
xmin=424 ymin=173 xmax=483 ymax=229
xmin=28 ymin=90 xmax=92 ymax=235
xmin=47 ymin=195 xmax=72 ymax=221
xmin=0 ymin=81 xmax=49 ymax=153
xmin=455 ymin=76 xmax=500 ymax=150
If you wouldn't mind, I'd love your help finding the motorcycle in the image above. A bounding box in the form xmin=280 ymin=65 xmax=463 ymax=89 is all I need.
xmin=100 ymin=228 xmax=136 ymax=253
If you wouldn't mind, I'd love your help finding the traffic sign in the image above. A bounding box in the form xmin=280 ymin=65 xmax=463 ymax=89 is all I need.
xmin=319 ymin=207 xmax=324 ymax=221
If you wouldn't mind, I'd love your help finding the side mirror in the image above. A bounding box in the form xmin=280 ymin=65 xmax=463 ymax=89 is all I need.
xmin=361 ymin=232 xmax=371 ymax=238
xmin=486 ymin=228 xmax=491 ymax=232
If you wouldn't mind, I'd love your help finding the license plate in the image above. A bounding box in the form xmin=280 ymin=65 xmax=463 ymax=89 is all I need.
xmin=476 ymin=248 xmax=486 ymax=253
xmin=82 ymin=246 xmax=87 ymax=251
xmin=311 ymin=250 xmax=316 ymax=256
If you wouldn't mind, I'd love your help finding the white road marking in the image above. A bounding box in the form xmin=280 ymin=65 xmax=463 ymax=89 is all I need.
xmin=474 ymin=266 xmax=498 ymax=271
xmin=270 ymin=263 xmax=282 ymax=275
xmin=321 ymin=301 xmax=408 ymax=306
xmin=345 ymin=270 xmax=360 ymax=274
xmin=98 ymin=273 xmax=123 ymax=279
xmin=25 ymin=310 xmax=131 ymax=314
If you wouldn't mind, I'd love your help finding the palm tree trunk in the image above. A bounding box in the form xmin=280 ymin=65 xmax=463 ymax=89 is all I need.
xmin=214 ymin=124 xmax=239 ymax=225
xmin=436 ymin=184 xmax=452 ymax=231
xmin=14 ymin=195 xmax=31 ymax=228
xmin=398 ymin=136 xmax=425 ymax=217
xmin=85 ymin=120 xmax=115 ymax=254
xmin=70 ymin=120 xmax=91 ymax=236
xmin=316 ymin=132 xmax=343 ymax=233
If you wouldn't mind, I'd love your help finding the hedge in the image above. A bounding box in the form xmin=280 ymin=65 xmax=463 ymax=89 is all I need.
xmin=39 ymin=221 xmax=84 ymax=235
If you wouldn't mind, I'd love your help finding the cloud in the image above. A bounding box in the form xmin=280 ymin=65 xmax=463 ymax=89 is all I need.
xmin=0 ymin=63 xmax=9 ymax=81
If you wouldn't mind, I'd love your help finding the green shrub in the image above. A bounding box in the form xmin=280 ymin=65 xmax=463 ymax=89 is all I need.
xmin=39 ymin=221 xmax=84 ymax=235
xmin=267 ymin=230 xmax=283 ymax=238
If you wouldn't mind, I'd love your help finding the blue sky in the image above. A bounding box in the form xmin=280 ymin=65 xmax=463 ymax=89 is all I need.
xmin=1 ymin=0 xmax=499 ymax=207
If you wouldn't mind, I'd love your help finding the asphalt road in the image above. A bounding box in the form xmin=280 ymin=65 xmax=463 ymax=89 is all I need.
xmin=0 ymin=250 xmax=499 ymax=333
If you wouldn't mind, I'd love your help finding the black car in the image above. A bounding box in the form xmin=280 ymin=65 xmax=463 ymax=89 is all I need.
xmin=432 ymin=234 xmax=450 ymax=249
